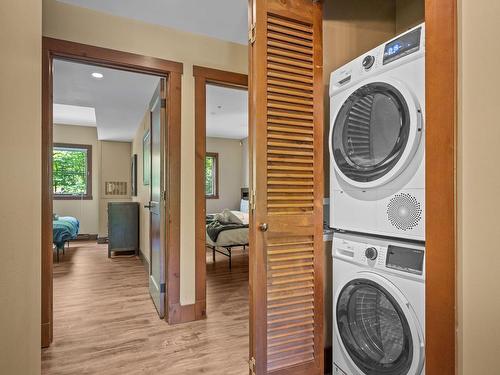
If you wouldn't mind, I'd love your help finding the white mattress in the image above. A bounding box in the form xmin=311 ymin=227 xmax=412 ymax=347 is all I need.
xmin=206 ymin=210 xmax=249 ymax=247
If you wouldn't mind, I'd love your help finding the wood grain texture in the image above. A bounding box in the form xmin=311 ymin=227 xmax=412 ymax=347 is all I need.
xmin=41 ymin=241 xmax=249 ymax=375
xmin=425 ymin=0 xmax=457 ymax=373
xmin=193 ymin=67 xmax=248 ymax=325
xmin=249 ymin=1 xmax=324 ymax=373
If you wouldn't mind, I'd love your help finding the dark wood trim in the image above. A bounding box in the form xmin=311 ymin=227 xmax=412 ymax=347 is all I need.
xmin=52 ymin=142 xmax=93 ymax=200
xmin=425 ymin=0 xmax=457 ymax=373
xmin=167 ymin=300 xmax=206 ymax=324
xmin=204 ymin=152 xmax=219 ymax=200
xmin=41 ymin=41 xmax=54 ymax=348
xmin=74 ymin=234 xmax=98 ymax=241
xmin=194 ymin=67 xmax=248 ymax=324
xmin=42 ymin=37 xmax=183 ymax=347
xmin=193 ymin=66 xmax=248 ymax=88
xmin=165 ymin=71 xmax=183 ymax=325
xmin=43 ymin=37 xmax=183 ymax=75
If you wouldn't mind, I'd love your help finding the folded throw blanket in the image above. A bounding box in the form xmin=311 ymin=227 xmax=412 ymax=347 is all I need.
xmin=206 ymin=220 xmax=248 ymax=242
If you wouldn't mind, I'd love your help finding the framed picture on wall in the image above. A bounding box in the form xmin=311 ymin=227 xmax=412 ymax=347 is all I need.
xmin=131 ymin=154 xmax=137 ymax=196
xmin=143 ymin=129 xmax=151 ymax=185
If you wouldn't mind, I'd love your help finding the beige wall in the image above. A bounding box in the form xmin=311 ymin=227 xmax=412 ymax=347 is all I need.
xmin=42 ymin=0 xmax=247 ymax=305
xmin=98 ymin=141 xmax=132 ymax=237
xmin=0 ymin=1 xmax=41 ymax=374
xmin=458 ymin=0 xmax=500 ymax=373
xmin=132 ymin=112 xmax=151 ymax=262
xmin=53 ymin=124 xmax=99 ymax=234
xmin=206 ymin=137 xmax=244 ymax=214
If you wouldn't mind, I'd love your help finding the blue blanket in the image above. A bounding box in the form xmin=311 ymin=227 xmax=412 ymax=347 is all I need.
xmin=53 ymin=216 xmax=80 ymax=250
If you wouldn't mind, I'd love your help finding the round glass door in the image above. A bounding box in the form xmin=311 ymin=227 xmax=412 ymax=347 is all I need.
xmin=332 ymin=82 xmax=412 ymax=185
xmin=336 ymin=278 xmax=414 ymax=374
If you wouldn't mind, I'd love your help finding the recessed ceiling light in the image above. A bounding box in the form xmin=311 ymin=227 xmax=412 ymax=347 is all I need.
xmin=91 ymin=72 xmax=104 ymax=79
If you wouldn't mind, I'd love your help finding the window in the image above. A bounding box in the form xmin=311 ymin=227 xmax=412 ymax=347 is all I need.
xmin=53 ymin=143 xmax=92 ymax=200
xmin=205 ymin=152 xmax=219 ymax=199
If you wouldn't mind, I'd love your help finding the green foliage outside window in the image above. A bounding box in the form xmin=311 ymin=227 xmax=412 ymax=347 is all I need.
xmin=53 ymin=147 xmax=89 ymax=196
xmin=205 ymin=154 xmax=217 ymax=197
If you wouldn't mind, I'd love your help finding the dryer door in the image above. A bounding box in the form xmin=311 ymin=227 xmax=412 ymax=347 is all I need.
xmin=331 ymin=80 xmax=422 ymax=189
xmin=335 ymin=274 xmax=424 ymax=375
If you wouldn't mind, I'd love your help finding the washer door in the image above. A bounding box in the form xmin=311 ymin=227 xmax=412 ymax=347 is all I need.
xmin=335 ymin=274 xmax=424 ymax=375
xmin=331 ymin=80 xmax=422 ymax=189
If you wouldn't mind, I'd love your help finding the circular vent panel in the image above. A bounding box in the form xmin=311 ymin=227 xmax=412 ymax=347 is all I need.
xmin=387 ymin=193 xmax=422 ymax=231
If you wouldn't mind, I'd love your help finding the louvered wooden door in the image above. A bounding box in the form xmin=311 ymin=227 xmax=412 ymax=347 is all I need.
xmin=248 ymin=1 xmax=323 ymax=374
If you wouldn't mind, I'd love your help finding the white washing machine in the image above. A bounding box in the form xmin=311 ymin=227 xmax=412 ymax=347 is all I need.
xmin=332 ymin=232 xmax=425 ymax=375
xmin=329 ymin=24 xmax=425 ymax=241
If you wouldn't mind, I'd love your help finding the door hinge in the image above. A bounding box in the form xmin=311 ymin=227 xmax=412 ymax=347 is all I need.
xmin=248 ymin=357 xmax=256 ymax=375
xmin=248 ymin=23 xmax=256 ymax=45
xmin=162 ymin=190 xmax=167 ymax=201
xmin=249 ymin=190 xmax=256 ymax=211
xmin=161 ymin=98 xmax=167 ymax=108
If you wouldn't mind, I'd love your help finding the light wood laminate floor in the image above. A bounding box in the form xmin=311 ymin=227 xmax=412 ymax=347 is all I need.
xmin=41 ymin=241 xmax=249 ymax=375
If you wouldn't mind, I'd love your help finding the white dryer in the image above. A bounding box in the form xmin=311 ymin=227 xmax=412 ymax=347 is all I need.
xmin=329 ymin=24 xmax=425 ymax=241
xmin=332 ymin=232 xmax=425 ymax=375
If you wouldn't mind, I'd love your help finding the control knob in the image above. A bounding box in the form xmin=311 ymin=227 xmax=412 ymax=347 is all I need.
xmin=365 ymin=247 xmax=378 ymax=261
xmin=362 ymin=55 xmax=375 ymax=70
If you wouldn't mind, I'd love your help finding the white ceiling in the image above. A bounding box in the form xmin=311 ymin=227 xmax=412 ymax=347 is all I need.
xmin=206 ymin=84 xmax=248 ymax=140
xmin=53 ymin=59 xmax=160 ymax=141
xmin=57 ymin=0 xmax=248 ymax=45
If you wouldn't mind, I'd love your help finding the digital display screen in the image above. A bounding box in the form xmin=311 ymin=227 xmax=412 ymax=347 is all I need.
xmin=383 ymin=27 xmax=422 ymax=65
xmin=386 ymin=245 xmax=424 ymax=275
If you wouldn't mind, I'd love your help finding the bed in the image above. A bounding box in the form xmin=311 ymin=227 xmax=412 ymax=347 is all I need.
xmin=206 ymin=188 xmax=249 ymax=269
xmin=53 ymin=215 xmax=80 ymax=262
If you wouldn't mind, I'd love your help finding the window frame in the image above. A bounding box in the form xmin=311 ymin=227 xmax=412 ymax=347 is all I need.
xmin=205 ymin=152 xmax=219 ymax=199
xmin=53 ymin=142 xmax=93 ymax=200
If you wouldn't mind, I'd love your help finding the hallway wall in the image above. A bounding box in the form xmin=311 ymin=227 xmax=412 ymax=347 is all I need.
xmin=0 ymin=1 xmax=42 ymax=374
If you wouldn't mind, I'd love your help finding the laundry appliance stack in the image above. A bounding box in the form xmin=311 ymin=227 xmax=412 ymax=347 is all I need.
xmin=328 ymin=24 xmax=427 ymax=375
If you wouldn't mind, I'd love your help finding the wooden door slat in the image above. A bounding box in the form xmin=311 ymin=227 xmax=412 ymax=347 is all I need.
xmin=268 ymin=297 xmax=314 ymax=310
xmin=269 ymin=329 xmax=315 ymax=344
xmin=267 ymin=16 xmax=313 ymax=34
xmin=268 ymin=85 xmax=314 ymax=101
xmin=268 ymin=31 xmax=314 ymax=48
xmin=268 ymin=70 xmax=314 ymax=84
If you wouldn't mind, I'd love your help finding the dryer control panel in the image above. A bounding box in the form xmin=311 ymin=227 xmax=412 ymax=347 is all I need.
xmin=332 ymin=233 xmax=425 ymax=280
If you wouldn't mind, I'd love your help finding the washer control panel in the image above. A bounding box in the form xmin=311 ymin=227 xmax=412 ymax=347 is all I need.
xmin=333 ymin=233 xmax=425 ymax=279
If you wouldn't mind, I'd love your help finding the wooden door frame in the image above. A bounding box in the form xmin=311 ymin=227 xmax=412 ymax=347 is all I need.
xmin=425 ymin=0 xmax=457 ymax=373
xmin=41 ymin=37 xmax=183 ymax=347
xmin=193 ymin=66 xmax=248 ymax=321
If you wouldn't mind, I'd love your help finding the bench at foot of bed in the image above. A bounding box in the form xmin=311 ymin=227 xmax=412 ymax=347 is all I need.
xmin=206 ymin=244 xmax=248 ymax=270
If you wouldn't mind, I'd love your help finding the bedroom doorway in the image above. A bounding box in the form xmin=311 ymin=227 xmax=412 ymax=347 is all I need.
xmin=193 ymin=66 xmax=249 ymax=328
xmin=41 ymin=38 xmax=182 ymax=348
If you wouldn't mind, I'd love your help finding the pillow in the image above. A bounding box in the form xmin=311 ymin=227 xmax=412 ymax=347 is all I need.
xmin=231 ymin=210 xmax=249 ymax=225
xmin=214 ymin=209 xmax=242 ymax=224
xmin=240 ymin=199 xmax=249 ymax=213
xmin=226 ymin=209 xmax=243 ymax=224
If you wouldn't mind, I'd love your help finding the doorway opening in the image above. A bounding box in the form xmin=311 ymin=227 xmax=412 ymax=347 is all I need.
xmin=41 ymin=38 xmax=183 ymax=348
xmin=193 ymin=67 xmax=249 ymax=371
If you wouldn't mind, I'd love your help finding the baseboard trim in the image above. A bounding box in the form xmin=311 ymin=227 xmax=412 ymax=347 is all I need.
xmin=75 ymin=233 xmax=98 ymax=241
xmin=138 ymin=250 xmax=149 ymax=273
xmin=41 ymin=322 xmax=51 ymax=348
xmin=168 ymin=299 xmax=206 ymax=324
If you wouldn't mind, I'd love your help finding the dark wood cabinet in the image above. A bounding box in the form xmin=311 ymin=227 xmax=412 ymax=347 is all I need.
xmin=108 ymin=202 xmax=139 ymax=257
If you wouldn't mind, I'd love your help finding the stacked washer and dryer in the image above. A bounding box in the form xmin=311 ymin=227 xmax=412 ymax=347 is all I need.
xmin=329 ymin=24 xmax=426 ymax=375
